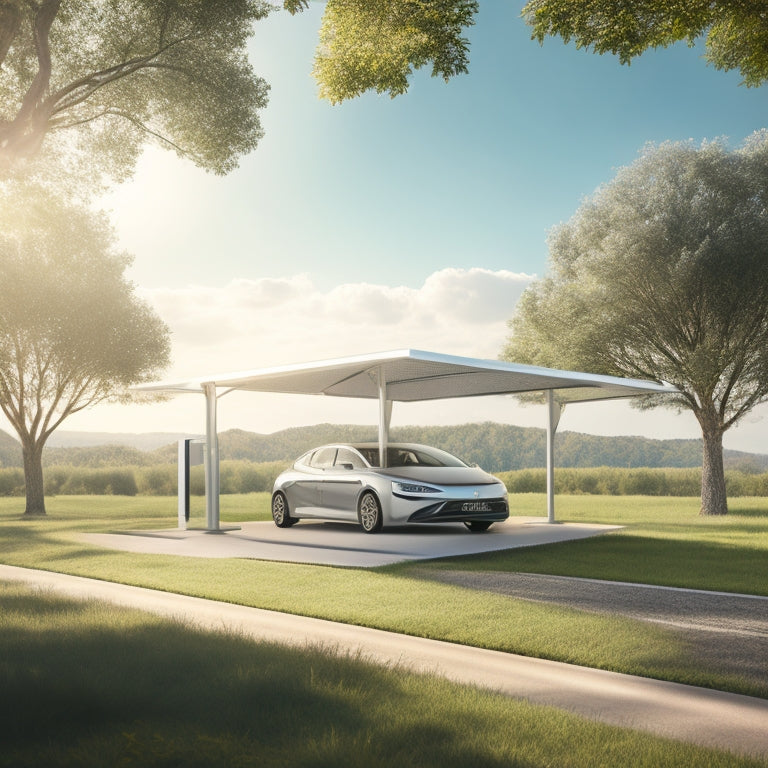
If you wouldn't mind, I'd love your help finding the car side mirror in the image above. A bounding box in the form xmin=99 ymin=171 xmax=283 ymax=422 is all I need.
xmin=339 ymin=462 xmax=354 ymax=470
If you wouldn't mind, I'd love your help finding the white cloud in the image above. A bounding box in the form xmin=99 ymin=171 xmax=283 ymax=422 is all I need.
xmin=143 ymin=267 xmax=534 ymax=376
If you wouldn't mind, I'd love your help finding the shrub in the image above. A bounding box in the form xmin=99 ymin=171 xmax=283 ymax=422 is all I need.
xmin=8 ymin=461 xmax=768 ymax=499
xmin=136 ymin=465 xmax=176 ymax=496
xmin=46 ymin=466 xmax=138 ymax=496
xmin=0 ymin=468 xmax=25 ymax=496
xmin=499 ymin=467 xmax=768 ymax=497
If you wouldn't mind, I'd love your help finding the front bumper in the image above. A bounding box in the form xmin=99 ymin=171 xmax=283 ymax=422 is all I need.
xmin=407 ymin=497 xmax=509 ymax=524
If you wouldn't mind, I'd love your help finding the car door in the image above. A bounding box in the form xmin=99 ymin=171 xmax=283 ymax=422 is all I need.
xmin=318 ymin=447 xmax=365 ymax=520
xmin=289 ymin=447 xmax=336 ymax=518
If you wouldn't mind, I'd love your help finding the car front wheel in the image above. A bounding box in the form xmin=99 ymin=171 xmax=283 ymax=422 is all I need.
xmin=464 ymin=521 xmax=493 ymax=532
xmin=358 ymin=491 xmax=383 ymax=533
xmin=272 ymin=491 xmax=296 ymax=528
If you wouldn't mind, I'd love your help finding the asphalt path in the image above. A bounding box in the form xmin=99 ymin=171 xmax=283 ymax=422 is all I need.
xmin=2 ymin=564 xmax=768 ymax=761
xmin=424 ymin=570 xmax=768 ymax=689
xmin=424 ymin=571 xmax=768 ymax=636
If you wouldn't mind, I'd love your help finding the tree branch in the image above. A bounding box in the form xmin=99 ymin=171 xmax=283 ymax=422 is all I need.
xmin=96 ymin=108 xmax=195 ymax=159
xmin=14 ymin=0 xmax=60 ymax=125
xmin=46 ymin=35 xmax=193 ymax=113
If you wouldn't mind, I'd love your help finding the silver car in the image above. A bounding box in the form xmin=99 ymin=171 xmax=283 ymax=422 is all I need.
xmin=271 ymin=442 xmax=509 ymax=533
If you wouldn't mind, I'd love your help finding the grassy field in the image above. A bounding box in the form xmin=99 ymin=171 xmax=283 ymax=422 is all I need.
xmin=423 ymin=494 xmax=768 ymax=595
xmin=1 ymin=493 xmax=767 ymax=700
xmin=1 ymin=582 xmax=764 ymax=768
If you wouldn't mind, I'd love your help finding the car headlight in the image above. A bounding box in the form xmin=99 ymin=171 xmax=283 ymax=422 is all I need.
xmin=392 ymin=481 xmax=441 ymax=495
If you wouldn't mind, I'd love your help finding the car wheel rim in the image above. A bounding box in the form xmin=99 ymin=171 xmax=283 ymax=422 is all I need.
xmin=273 ymin=495 xmax=285 ymax=524
xmin=360 ymin=494 xmax=378 ymax=530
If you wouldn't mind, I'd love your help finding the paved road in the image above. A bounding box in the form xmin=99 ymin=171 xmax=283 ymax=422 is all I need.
xmin=424 ymin=571 xmax=768 ymax=636
xmin=2 ymin=564 xmax=768 ymax=761
xmin=424 ymin=570 xmax=768 ymax=688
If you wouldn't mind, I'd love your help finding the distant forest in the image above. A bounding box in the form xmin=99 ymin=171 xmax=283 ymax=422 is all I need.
xmin=1 ymin=423 xmax=766 ymax=473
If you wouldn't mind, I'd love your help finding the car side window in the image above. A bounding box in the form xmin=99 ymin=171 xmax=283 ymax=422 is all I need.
xmin=335 ymin=447 xmax=366 ymax=469
xmin=310 ymin=446 xmax=337 ymax=468
xmin=294 ymin=451 xmax=312 ymax=468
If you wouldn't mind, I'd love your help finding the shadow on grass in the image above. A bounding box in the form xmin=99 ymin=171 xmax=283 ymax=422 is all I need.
xmin=729 ymin=505 xmax=768 ymax=518
xmin=0 ymin=587 xmax=546 ymax=768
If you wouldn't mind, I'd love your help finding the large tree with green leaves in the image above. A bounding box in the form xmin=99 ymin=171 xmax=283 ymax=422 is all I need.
xmin=503 ymin=133 xmax=768 ymax=516
xmin=0 ymin=182 xmax=171 ymax=515
xmin=0 ymin=0 xmax=480 ymax=180
xmin=0 ymin=0 xmax=273 ymax=181
xmin=523 ymin=0 xmax=768 ymax=87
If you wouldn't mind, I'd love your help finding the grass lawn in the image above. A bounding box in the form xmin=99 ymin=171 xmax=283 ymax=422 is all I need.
xmin=421 ymin=494 xmax=768 ymax=595
xmin=1 ymin=494 xmax=767 ymax=700
xmin=1 ymin=583 xmax=763 ymax=768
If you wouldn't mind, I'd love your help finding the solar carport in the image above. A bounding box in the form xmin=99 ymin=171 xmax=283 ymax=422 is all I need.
xmin=135 ymin=349 xmax=677 ymax=531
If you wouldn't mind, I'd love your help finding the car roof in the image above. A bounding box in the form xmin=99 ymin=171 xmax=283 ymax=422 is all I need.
xmin=348 ymin=442 xmax=434 ymax=451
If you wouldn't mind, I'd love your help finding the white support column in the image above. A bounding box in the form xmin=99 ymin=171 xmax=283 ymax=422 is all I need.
xmin=377 ymin=368 xmax=391 ymax=468
xmin=177 ymin=440 xmax=188 ymax=530
xmin=546 ymin=389 xmax=562 ymax=524
xmin=203 ymin=382 xmax=220 ymax=531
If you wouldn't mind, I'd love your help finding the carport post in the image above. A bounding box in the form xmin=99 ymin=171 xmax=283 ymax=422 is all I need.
xmin=546 ymin=390 xmax=561 ymax=524
xmin=377 ymin=368 xmax=392 ymax=467
xmin=203 ymin=382 xmax=220 ymax=531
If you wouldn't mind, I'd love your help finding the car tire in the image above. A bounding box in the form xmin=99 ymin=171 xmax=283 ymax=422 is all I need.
xmin=271 ymin=491 xmax=296 ymax=528
xmin=358 ymin=491 xmax=383 ymax=534
xmin=464 ymin=521 xmax=493 ymax=532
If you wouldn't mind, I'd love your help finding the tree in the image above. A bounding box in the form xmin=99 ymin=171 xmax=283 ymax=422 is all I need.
xmin=0 ymin=183 xmax=171 ymax=515
xmin=301 ymin=0 xmax=479 ymax=103
xmin=0 ymin=0 xmax=272 ymax=180
xmin=1 ymin=0 xmax=481 ymax=179
xmin=523 ymin=0 xmax=768 ymax=87
xmin=503 ymin=133 xmax=768 ymax=516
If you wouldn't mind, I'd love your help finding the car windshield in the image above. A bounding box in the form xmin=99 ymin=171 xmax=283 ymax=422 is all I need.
xmin=354 ymin=445 xmax=468 ymax=468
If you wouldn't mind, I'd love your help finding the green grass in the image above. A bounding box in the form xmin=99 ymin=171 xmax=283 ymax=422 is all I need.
xmin=1 ymin=494 xmax=767 ymax=699
xmin=1 ymin=584 xmax=763 ymax=768
xmin=425 ymin=494 xmax=768 ymax=595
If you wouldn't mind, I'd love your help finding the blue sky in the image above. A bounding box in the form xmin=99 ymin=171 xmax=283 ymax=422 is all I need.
xmin=115 ymin=3 xmax=768 ymax=290
xmin=50 ymin=2 xmax=768 ymax=451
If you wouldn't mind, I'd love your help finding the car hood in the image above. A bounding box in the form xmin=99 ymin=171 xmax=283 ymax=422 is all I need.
xmin=377 ymin=466 xmax=502 ymax=487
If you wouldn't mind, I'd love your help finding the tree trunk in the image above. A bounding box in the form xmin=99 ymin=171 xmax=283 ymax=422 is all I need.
xmin=700 ymin=426 xmax=728 ymax=516
xmin=22 ymin=440 xmax=46 ymax=516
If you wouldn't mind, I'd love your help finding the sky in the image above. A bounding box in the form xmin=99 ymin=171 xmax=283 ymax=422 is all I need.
xmin=19 ymin=2 xmax=768 ymax=452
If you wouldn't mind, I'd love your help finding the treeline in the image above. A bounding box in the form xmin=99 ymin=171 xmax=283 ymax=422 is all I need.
xmin=1 ymin=461 xmax=768 ymax=498
xmin=2 ymin=423 xmax=767 ymax=473
xmin=497 ymin=467 xmax=768 ymax=497
xmin=0 ymin=461 xmax=289 ymax=498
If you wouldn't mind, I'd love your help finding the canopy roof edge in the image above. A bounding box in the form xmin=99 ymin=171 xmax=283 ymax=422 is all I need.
xmin=133 ymin=349 xmax=678 ymax=402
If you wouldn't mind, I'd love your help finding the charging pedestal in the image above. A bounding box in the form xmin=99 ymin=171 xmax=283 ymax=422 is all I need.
xmin=178 ymin=438 xmax=205 ymax=530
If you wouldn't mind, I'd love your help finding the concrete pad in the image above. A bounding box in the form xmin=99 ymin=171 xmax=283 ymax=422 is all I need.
xmin=78 ymin=516 xmax=621 ymax=567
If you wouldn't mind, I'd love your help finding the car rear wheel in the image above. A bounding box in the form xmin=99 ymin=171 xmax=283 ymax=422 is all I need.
xmin=464 ymin=520 xmax=493 ymax=532
xmin=272 ymin=491 xmax=296 ymax=528
xmin=358 ymin=491 xmax=383 ymax=533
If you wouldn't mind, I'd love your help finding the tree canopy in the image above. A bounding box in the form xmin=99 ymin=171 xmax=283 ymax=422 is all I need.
xmin=304 ymin=0 xmax=479 ymax=103
xmin=0 ymin=181 xmax=171 ymax=514
xmin=503 ymin=133 xmax=768 ymax=515
xmin=0 ymin=0 xmax=271 ymax=181
xmin=523 ymin=0 xmax=768 ymax=87
xmin=0 ymin=0 xmax=482 ymax=181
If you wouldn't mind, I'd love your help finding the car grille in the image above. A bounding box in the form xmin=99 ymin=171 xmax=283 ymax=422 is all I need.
xmin=408 ymin=498 xmax=509 ymax=523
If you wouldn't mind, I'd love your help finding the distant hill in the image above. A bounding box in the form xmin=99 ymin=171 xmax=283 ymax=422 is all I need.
xmin=46 ymin=431 xmax=202 ymax=450
xmin=149 ymin=423 xmax=768 ymax=473
xmin=2 ymin=423 xmax=766 ymax=473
